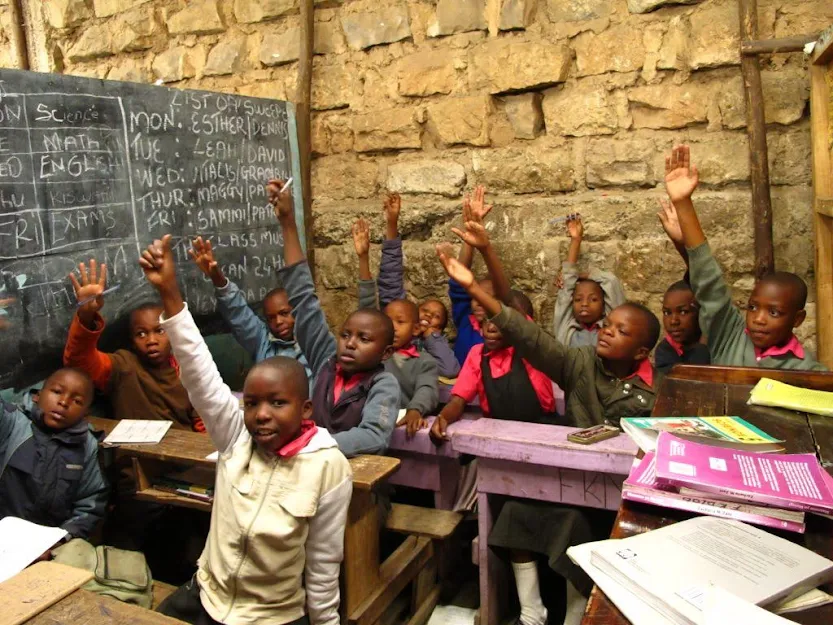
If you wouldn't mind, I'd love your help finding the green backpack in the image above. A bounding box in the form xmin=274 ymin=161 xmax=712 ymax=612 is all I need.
xmin=52 ymin=539 xmax=154 ymax=608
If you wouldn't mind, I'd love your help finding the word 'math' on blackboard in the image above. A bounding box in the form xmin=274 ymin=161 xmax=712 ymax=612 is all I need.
xmin=0 ymin=70 xmax=304 ymax=388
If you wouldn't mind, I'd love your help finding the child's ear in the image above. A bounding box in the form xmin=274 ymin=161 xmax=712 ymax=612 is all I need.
xmin=792 ymin=309 xmax=807 ymax=329
xmin=382 ymin=345 xmax=395 ymax=361
xmin=302 ymin=399 xmax=313 ymax=421
xmin=633 ymin=346 xmax=651 ymax=362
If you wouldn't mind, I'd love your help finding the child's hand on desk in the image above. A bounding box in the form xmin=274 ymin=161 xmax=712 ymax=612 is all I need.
xmin=351 ymin=218 xmax=370 ymax=258
xmin=266 ymin=179 xmax=294 ymax=222
xmin=429 ymin=415 xmax=449 ymax=445
xmin=664 ymin=144 xmax=699 ymax=204
xmin=70 ymin=259 xmax=107 ymax=325
xmin=657 ymin=198 xmax=684 ymax=247
xmin=437 ymin=244 xmax=475 ymax=289
xmin=190 ymin=237 xmax=226 ymax=288
xmin=397 ymin=409 xmax=427 ymax=437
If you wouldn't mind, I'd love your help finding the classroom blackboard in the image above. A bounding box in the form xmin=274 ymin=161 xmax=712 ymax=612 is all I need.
xmin=0 ymin=69 xmax=305 ymax=389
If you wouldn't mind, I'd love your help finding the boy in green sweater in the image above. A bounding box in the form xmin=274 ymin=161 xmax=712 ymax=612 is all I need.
xmin=663 ymin=145 xmax=827 ymax=371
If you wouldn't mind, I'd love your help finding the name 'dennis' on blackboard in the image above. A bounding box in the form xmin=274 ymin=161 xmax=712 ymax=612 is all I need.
xmin=0 ymin=69 xmax=304 ymax=387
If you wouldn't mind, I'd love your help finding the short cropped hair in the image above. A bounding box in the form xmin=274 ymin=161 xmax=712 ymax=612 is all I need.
xmin=351 ymin=308 xmax=396 ymax=347
xmin=129 ymin=301 xmax=163 ymax=331
xmin=757 ymin=272 xmax=808 ymax=310
xmin=44 ymin=367 xmax=95 ymax=407
xmin=263 ymin=286 xmax=288 ymax=302
xmin=620 ymin=302 xmax=661 ymax=350
xmin=665 ymin=280 xmax=694 ymax=296
xmin=575 ymin=278 xmax=604 ymax=298
xmin=249 ymin=356 xmax=310 ymax=401
xmin=386 ymin=299 xmax=420 ymax=323
xmin=509 ymin=290 xmax=534 ymax=319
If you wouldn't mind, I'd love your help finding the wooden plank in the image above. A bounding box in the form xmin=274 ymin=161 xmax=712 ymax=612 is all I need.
xmin=817 ymin=197 xmax=833 ymax=218
xmin=406 ymin=585 xmax=441 ymax=625
xmin=450 ymin=419 xmax=637 ymax=474
xmin=343 ymin=489 xmax=381 ymax=619
xmin=812 ymin=24 xmax=833 ymax=65
xmin=134 ymin=487 xmax=213 ymax=512
xmin=348 ymin=536 xmax=433 ymax=625
xmin=349 ymin=455 xmax=400 ymax=491
xmin=738 ymin=0 xmax=775 ymax=277
xmin=0 ymin=563 xmax=92 ymax=625
xmin=652 ymin=377 xmax=726 ymax=417
xmin=741 ymin=33 xmax=819 ymax=56
xmin=810 ymin=58 xmax=833 ymax=367
xmin=477 ymin=460 xmax=625 ymax=511
xmin=151 ymin=581 xmax=177 ymax=610
xmin=28 ymin=588 xmax=187 ymax=625
xmin=385 ymin=504 xmax=462 ymax=540
xmin=666 ymin=365 xmax=833 ymax=391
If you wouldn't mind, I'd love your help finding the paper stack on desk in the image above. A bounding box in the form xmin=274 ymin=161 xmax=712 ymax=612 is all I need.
xmin=748 ymin=378 xmax=833 ymax=417
xmin=568 ymin=516 xmax=833 ymax=625
xmin=102 ymin=420 xmax=172 ymax=445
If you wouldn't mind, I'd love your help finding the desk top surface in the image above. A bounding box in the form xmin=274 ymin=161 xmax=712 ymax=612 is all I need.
xmin=87 ymin=417 xmax=400 ymax=491
xmin=583 ymin=373 xmax=833 ymax=625
xmin=26 ymin=588 xmax=184 ymax=625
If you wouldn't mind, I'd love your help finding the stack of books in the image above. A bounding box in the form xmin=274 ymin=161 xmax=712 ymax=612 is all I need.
xmin=623 ymin=432 xmax=833 ymax=533
xmin=568 ymin=515 xmax=833 ymax=625
xmin=153 ymin=467 xmax=215 ymax=503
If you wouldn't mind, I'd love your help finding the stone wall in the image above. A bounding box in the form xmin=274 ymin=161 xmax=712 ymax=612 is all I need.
xmin=8 ymin=0 xmax=833 ymax=353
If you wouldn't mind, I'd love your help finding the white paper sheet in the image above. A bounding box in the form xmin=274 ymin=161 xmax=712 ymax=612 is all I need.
xmin=102 ymin=420 xmax=172 ymax=445
xmin=0 ymin=517 xmax=67 ymax=583
xmin=702 ymin=585 xmax=792 ymax=624
xmin=426 ymin=605 xmax=477 ymax=625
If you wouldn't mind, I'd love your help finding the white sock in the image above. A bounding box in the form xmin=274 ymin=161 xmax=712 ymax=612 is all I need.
xmin=512 ymin=560 xmax=548 ymax=625
xmin=563 ymin=580 xmax=587 ymax=625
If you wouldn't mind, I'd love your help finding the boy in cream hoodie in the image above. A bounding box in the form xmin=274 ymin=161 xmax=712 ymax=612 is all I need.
xmin=142 ymin=234 xmax=352 ymax=625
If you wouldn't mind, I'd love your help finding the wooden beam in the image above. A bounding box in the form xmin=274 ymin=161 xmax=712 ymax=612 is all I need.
xmin=296 ymin=0 xmax=315 ymax=274
xmin=810 ymin=60 xmax=833 ymax=367
xmin=817 ymin=198 xmax=833 ymax=219
xmin=738 ymin=0 xmax=775 ymax=278
xmin=741 ymin=33 xmax=819 ymax=56
xmin=813 ymin=24 xmax=833 ymax=65
xmin=8 ymin=0 xmax=29 ymax=69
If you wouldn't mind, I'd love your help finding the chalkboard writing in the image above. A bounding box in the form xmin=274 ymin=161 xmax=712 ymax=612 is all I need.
xmin=0 ymin=69 xmax=304 ymax=388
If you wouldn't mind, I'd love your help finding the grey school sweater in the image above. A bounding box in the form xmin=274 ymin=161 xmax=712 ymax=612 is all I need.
xmin=688 ymin=242 xmax=827 ymax=371
xmin=359 ymin=280 xmax=440 ymax=417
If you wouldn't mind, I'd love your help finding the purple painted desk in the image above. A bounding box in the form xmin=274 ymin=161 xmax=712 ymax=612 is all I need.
xmin=387 ymin=415 xmax=475 ymax=509
xmin=451 ymin=419 xmax=638 ymax=625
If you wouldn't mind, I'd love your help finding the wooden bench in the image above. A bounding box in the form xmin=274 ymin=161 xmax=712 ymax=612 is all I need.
xmin=151 ymin=581 xmax=177 ymax=610
xmin=347 ymin=503 xmax=463 ymax=625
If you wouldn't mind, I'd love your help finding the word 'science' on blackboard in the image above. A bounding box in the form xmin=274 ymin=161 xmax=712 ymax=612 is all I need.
xmin=0 ymin=69 xmax=304 ymax=388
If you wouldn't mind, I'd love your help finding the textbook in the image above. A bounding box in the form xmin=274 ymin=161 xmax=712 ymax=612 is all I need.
xmin=587 ymin=516 xmax=833 ymax=625
xmin=654 ymin=433 xmax=833 ymax=515
xmin=748 ymin=378 xmax=833 ymax=417
xmin=623 ymin=453 xmax=806 ymax=533
xmin=620 ymin=416 xmax=783 ymax=454
xmin=154 ymin=467 xmax=215 ymax=503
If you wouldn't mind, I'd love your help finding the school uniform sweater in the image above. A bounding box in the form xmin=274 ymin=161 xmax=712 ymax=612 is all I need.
xmin=654 ymin=336 xmax=711 ymax=374
xmin=366 ymin=237 xmax=460 ymax=377
xmin=161 ymin=304 xmax=352 ymax=625
xmin=492 ymin=305 xmax=657 ymax=427
xmin=214 ymin=278 xmax=313 ymax=393
xmin=280 ymin=260 xmax=401 ymax=457
xmin=449 ymin=278 xmax=484 ymax=365
xmin=552 ymin=261 xmax=626 ymax=348
xmin=688 ymin=242 xmax=827 ymax=371
xmin=63 ymin=313 xmax=197 ymax=429
xmin=358 ymin=278 xmax=440 ymax=416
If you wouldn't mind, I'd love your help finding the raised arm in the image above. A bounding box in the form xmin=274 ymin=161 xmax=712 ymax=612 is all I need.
xmin=140 ymin=235 xmax=245 ymax=453
xmin=377 ymin=193 xmax=407 ymax=307
xmin=452 ymin=202 xmax=512 ymax=307
xmin=657 ymin=198 xmax=689 ymax=268
xmin=457 ymin=186 xmax=492 ymax=269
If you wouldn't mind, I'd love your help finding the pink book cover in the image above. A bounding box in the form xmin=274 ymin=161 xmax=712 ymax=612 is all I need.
xmin=623 ymin=453 xmax=806 ymax=533
xmin=654 ymin=433 xmax=833 ymax=515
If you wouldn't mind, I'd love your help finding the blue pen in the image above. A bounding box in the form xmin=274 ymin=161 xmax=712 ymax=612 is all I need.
xmin=76 ymin=284 xmax=121 ymax=308
xmin=549 ymin=213 xmax=580 ymax=225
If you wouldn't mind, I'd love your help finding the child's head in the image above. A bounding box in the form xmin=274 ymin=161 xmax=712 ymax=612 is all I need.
xmin=36 ymin=367 xmax=94 ymax=430
xmin=746 ymin=272 xmax=807 ymax=350
xmin=384 ymin=299 xmax=420 ymax=350
xmin=573 ymin=278 xmax=605 ymax=327
xmin=129 ymin=303 xmax=171 ymax=368
xmin=263 ymin=287 xmax=295 ymax=342
xmin=337 ymin=309 xmax=395 ymax=373
xmin=596 ymin=303 xmax=661 ymax=364
xmin=242 ymin=356 xmax=311 ymax=452
xmin=509 ymin=289 xmax=534 ymax=319
xmin=662 ymin=281 xmax=701 ymax=347
xmin=419 ymin=299 xmax=448 ymax=333
xmin=471 ymin=279 xmax=494 ymax=324
xmin=481 ymin=319 xmax=508 ymax=353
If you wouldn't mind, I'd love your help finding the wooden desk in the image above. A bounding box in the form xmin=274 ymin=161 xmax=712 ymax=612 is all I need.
xmin=450 ymin=419 xmax=639 ymax=625
xmin=27 ymin=589 xmax=185 ymax=625
xmin=582 ymin=366 xmax=833 ymax=625
xmin=87 ymin=417 xmax=401 ymax=620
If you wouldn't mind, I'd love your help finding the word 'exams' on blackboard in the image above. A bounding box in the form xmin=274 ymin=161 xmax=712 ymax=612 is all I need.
xmin=0 ymin=69 xmax=304 ymax=387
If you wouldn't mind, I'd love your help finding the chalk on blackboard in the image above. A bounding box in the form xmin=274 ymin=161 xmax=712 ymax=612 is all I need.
xmin=76 ymin=285 xmax=121 ymax=308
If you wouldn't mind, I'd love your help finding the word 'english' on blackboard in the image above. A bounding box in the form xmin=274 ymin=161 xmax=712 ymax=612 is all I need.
xmin=0 ymin=69 xmax=305 ymax=389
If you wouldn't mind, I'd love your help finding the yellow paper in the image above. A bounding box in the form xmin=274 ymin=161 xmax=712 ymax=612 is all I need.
xmin=748 ymin=378 xmax=833 ymax=417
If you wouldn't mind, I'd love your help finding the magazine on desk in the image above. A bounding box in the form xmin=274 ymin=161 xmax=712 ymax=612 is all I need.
xmin=654 ymin=433 xmax=833 ymax=515
xmin=748 ymin=378 xmax=833 ymax=417
xmin=587 ymin=516 xmax=833 ymax=625
xmin=621 ymin=416 xmax=784 ymax=454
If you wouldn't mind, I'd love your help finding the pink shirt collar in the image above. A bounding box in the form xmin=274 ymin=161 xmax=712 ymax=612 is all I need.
xmin=664 ymin=333 xmax=684 ymax=357
xmin=396 ymin=344 xmax=420 ymax=358
xmin=745 ymin=330 xmax=805 ymax=362
xmin=624 ymin=358 xmax=655 ymax=388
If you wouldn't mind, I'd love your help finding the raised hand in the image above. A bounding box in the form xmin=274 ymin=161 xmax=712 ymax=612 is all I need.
xmin=384 ymin=192 xmax=401 ymax=225
xmin=69 ymin=259 xmax=107 ymax=323
xmin=266 ymin=179 xmax=294 ymax=221
xmin=657 ymin=198 xmax=684 ymax=246
xmin=664 ymin=145 xmax=699 ymax=204
xmin=452 ymin=220 xmax=490 ymax=250
xmin=566 ymin=214 xmax=583 ymax=240
xmin=189 ymin=237 xmax=225 ymax=287
xmin=352 ymin=218 xmax=370 ymax=257
xmin=139 ymin=235 xmax=177 ymax=291
xmin=465 ymin=185 xmax=492 ymax=224
xmin=437 ymin=244 xmax=475 ymax=288
xmin=553 ymin=272 xmax=564 ymax=291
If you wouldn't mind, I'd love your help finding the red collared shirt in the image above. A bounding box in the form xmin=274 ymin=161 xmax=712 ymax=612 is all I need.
xmin=623 ymin=358 xmax=655 ymax=388
xmin=745 ymin=331 xmax=806 ymax=362
xmin=468 ymin=314 xmax=481 ymax=333
xmin=451 ymin=344 xmax=556 ymax=417
xmin=396 ymin=344 xmax=420 ymax=358
xmin=332 ymin=365 xmax=371 ymax=403
xmin=276 ymin=419 xmax=318 ymax=458
xmin=664 ymin=333 xmax=684 ymax=357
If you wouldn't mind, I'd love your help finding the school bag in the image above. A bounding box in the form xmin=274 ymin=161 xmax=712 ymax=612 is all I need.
xmin=52 ymin=538 xmax=154 ymax=608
